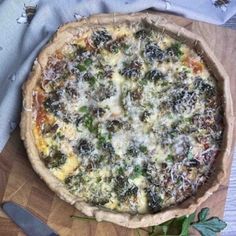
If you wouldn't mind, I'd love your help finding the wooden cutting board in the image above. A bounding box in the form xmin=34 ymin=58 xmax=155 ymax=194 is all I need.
xmin=0 ymin=13 xmax=235 ymax=236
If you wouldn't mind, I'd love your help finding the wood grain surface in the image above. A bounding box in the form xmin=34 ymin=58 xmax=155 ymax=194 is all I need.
xmin=0 ymin=13 xmax=235 ymax=236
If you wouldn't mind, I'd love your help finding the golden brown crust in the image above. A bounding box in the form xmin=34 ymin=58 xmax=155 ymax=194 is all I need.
xmin=20 ymin=12 xmax=234 ymax=228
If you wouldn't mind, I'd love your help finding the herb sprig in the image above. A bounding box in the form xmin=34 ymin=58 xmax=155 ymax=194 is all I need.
xmin=79 ymin=106 xmax=109 ymax=147
xmin=140 ymin=208 xmax=227 ymax=236
xmin=71 ymin=208 xmax=227 ymax=236
xmin=191 ymin=208 xmax=227 ymax=236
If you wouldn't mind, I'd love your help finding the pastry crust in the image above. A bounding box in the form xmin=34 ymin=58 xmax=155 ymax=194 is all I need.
xmin=20 ymin=12 xmax=234 ymax=228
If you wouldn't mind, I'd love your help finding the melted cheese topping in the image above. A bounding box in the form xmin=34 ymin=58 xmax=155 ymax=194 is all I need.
xmin=32 ymin=23 xmax=224 ymax=214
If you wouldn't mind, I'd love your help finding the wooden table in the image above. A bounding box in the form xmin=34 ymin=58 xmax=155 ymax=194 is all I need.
xmin=0 ymin=13 xmax=235 ymax=236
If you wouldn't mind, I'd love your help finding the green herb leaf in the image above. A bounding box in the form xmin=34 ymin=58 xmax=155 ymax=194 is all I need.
xmin=97 ymin=71 xmax=104 ymax=80
xmin=180 ymin=213 xmax=195 ymax=236
xmin=132 ymin=165 xmax=143 ymax=179
xmin=138 ymin=78 xmax=148 ymax=86
xmin=192 ymin=217 xmax=227 ymax=236
xmin=83 ymin=113 xmax=94 ymax=132
xmin=72 ymin=206 xmax=227 ymax=236
xmin=139 ymin=145 xmax=148 ymax=154
xmin=117 ymin=166 xmax=124 ymax=175
xmin=160 ymin=81 xmax=169 ymax=87
xmin=88 ymin=76 xmax=96 ymax=87
xmin=190 ymin=208 xmax=227 ymax=236
xmin=166 ymin=154 xmax=174 ymax=163
xmin=84 ymin=58 xmax=93 ymax=66
xmin=97 ymin=133 xmax=107 ymax=148
xmin=198 ymin=208 xmax=209 ymax=221
xmin=157 ymin=215 xmax=187 ymax=235
xmin=79 ymin=106 xmax=88 ymax=113
xmin=76 ymin=64 xmax=87 ymax=72
xmin=167 ymin=42 xmax=183 ymax=58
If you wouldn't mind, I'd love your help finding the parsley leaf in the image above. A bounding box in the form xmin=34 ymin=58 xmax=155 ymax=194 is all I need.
xmin=192 ymin=208 xmax=227 ymax=236
xmin=180 ymin=213 xmax=195 ymax=236
xmin=167 ymin=42 xmax=183 ymax=58
xmin=132 ymin=165 xmax=143 ymax=179
xmin=83 ymin=113 xmax=95 ymax=132
xmin=137 ymin=207 xmax=227 ymax=236
xmin=166 ymin=154 xmax=174 ymax=163
xmin=79 ymin=106 xmax=88 ymax=113
xmin=76 ymin=64 xmax=87 ymax=72
xmin=117 ymin=166 xmax=124 ymax=175
xmin=84 ymin=58 xmax=93 ymax=66
xmin=192 ymin=218 xmax=227 ymax=236
xmin=198 ymin=208 xmax=209 ymax=221
xmin=97 ymin=133 xmax=107 ymax=148
xmin=88 ymin=76 xmax=96 ymax=87
xmin=72 ymin=207 xmax=227 ymax=236
xmin=139 ymin=145 xmax=148 ymax=154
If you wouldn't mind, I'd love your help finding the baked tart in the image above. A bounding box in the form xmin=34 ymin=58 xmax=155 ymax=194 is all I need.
xmin=21 ymin=13 xmax=234 ymax=228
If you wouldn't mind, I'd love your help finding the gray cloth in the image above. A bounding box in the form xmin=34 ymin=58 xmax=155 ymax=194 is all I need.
xmin=0 ymin=0 xmax=236 ymax=151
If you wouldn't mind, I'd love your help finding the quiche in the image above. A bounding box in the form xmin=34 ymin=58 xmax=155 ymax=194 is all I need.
xmin=21 ymin=13 xmax=234 ymax=228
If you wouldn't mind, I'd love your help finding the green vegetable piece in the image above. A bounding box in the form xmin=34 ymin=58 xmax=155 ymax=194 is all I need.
xmin=84 ymin=58 xmax=93 ymax=66
xmin=139 ymin=145 xmax=148 ymax=154
xmin=79 ymin=106 xmax=88 ymax=113
xmin=97 ymin=133 xmax=107 ymax=148
xmin=160 ymin=81 xmax=169 ymax=87
xmin=114 ymin=175 xmax=138 ymax=202
xmin=117 ymin=166 xmax=124 ymax=175
xmin=180 ymin=213 xmax=195 ymax=236
xmin=123 ymin=44 xmax=130 ymax=50
xmin=167 ymin=42 xmax=183 ymax=58
xmin=97 ymin=71 xmax=104 ymax=80
xmin=83 ymin=113 xmax=94 ymax=132
xmin=138 ymin=78 xmax=148 ymax=86
xmin=44 ymin=151 xmax=67 ymax=169
xmin=147 ymin=215 xmax=187 ymax=235
xmin=192 ymin=218 xmax=227 ymax=236
xmin=76 ymin=64 xmax=87 ymax=72
xmin=191 ymin=208 xmax=227 ymax=236
xmin=88 ymin=76 xmax=96 ymax=87
xmin=113 ymin=47 xmax=119 ymax=54
xmin=132 ymin=165 xmax=143 ymax=178
xmin=166 ymin=154 xmax=174 ymax=163
xmin=71 ymin=207 xmax=227 ymax=236
xmin=198 ymin=208 xmax=210 ymax=221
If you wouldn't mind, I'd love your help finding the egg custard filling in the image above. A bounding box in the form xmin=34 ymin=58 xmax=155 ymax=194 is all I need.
xmin=32 ymin=25 xmax=224 ymax=214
